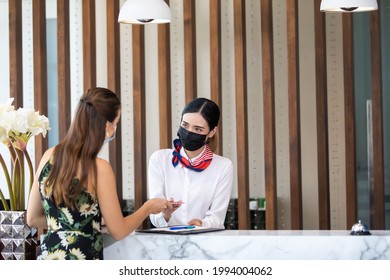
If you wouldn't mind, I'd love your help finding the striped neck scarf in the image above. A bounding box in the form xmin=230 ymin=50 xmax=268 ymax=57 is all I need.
xmin=172 ymin=139 xmax=213 ymax=172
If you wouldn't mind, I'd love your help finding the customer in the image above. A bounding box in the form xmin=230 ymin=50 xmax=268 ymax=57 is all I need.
xmin=27 ymin=87 xmax=170 ymax=260
xmin=148 ymin=97 xmax=234 ymax=229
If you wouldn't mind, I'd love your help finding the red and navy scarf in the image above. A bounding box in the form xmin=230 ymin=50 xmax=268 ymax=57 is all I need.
xmin=172 ymin=139 xmax=213 ymax=172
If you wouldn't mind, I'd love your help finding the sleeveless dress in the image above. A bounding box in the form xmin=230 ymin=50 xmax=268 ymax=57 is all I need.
xmin=37 ymin=159 xmax=103 ymax=260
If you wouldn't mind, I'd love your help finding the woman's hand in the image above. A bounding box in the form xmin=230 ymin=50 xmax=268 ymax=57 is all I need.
xmin=145 ymin=198 xmax=172 ymax=214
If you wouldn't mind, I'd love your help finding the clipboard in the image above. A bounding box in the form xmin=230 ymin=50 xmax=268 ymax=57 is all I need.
xmin=136 ymin=226 xmax=224 ymax=235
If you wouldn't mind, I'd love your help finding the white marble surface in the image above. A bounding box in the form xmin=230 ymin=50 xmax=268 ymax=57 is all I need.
xmin=103 ymin=230 xmax=390 ymax=260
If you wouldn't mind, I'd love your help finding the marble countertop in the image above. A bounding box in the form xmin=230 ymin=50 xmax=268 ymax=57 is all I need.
xmin=103 ymin=230 xmax=390 ymax=260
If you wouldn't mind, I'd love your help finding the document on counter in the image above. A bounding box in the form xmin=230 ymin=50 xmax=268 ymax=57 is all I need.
xmin=136 ymin=225 xmax=224 ymax=235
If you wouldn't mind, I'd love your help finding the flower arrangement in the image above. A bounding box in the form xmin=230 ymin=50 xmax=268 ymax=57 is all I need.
xmin=0 ymin=98 xmax=50 ymax=211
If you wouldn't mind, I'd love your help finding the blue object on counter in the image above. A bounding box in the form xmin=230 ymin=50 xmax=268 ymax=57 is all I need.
xmin=169 ymin=225 xmax=196 ymax=230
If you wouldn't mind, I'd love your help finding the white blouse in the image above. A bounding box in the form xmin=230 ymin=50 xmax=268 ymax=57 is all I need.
xmin=147 ymin=147 xmax=234 ymax=228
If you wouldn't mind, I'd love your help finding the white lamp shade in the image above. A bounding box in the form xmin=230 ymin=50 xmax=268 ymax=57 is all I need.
xmin=320 ymin=0 xmax=378 ymax=12
xmin=118 ymin=0 xmax=172 ymax=24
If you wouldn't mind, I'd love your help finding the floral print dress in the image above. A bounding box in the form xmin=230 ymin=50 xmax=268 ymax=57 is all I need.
xmin=37 ymin=159 xmax=103 ymax=260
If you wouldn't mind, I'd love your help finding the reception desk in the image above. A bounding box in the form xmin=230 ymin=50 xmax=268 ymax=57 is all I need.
xmin=103 ymin=230 xmax=390 ymax=260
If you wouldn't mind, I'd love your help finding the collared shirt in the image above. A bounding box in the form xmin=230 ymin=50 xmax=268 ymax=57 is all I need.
xmin=148 ymin=147 xmax=234 ymax=228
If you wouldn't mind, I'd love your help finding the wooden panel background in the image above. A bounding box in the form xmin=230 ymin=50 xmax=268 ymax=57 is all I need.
xmin=343 ymin=13 xmax=358 ymax=228
xmin=57 ymin=0 xmax=71 ymax=140
xmin=314 ymin=0 xmax=330 ymax=229
xmin=82 ymin=0 xmax=96 ymax=91
xmin=286 ymin=0 xmax=302 ymax=229
xmin=209 ymin=0 xmax=223 ymax=154
xmin=107 ymin=0 xmax=123 ymax=206
xmin=2 ymin=0 xmax=388 ymax=230
xmin=8 ymin=0 xmax=23 ymax=109
xmin=260 ymin=0 xmax=277 ymax=230
xmin=370 ymin=8 xmax=385 ymax=230
xmin=158 ymin=1 xmax=172 ymax=149
xmin=183 ymin=0 xmax=197 ymax=102
xmin=233 ymin=0 xmax=250 ymax=230
xmin=32 ymin=0 xmax=48 ymax=167
xmin=131 ymin=25 xmax=147 ymax=217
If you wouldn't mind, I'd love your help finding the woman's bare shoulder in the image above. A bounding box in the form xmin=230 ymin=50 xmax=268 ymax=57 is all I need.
xmin=41 ymin=147 xmax=55 ymax=162
xmin=96 ymin=157 xmax=113 ymax=172
xmin=95 ymin=158 xmax=115 ymax=189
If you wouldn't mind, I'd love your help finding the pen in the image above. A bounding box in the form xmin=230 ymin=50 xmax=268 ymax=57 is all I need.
xmin=169 ymin=225 xmax=196 ymax=230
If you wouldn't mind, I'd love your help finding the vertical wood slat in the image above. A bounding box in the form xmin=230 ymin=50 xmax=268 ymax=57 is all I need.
xmin=132 ymin=26 xmax=147 ymax=227
xmin=31 ymin=0 xmax=48 ymax=240
xmin=370 ymin=9 xmax=385 ymax=229
xmin=8 ymin=0 xmax=23 ymax=108
xmin=32 ymin=0 xmax=48 ymax=168
xmin=286 ymin=0 xmax=302 ymax=229
xmin=158 ymin=1 xmax=172 ymax=149
xmin=260 ymin=0 xmax=277 ymax=230
xmin=343 ymin=14 xmax=357 ymax=229
xmin=82 ymin=0 xmax=96 ymax=91
xmin=233 ymin=0 xmax=250 ymax=229
xmin=57 ymin=0 xmax=71 ymax=140
xmin=314 ymin=0 xmax=330 ymax=229
xmin=183 ymin=0 xmax=197 ymax=102
xmin=106 ymin=0 xmax=123 ymax=204
xmin=209 ymin=0 xmax=223 ymax=155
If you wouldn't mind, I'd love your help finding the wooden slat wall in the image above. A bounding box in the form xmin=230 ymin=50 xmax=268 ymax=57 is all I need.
xmin=343 ymin=14 xmax=358 ymax=228
xmin=183 ymin=0 xmax=197 ymax=102
xmin=132 ymin=26 xmax=148 ymax=226
xmin=260 ymin=0 xmax=277 ymax=230
xmin=314 ymin=0 xmax=330 ymax=229
xmin=5 ymin=1 xmax=388 ymax=231
xmin=32 ymin=0 xmax=48 ymax=168
xmin=370 ymin=9 xmax=385 ymax=229
xmin=57 ymin=0 xmax=71 ymax=140
xmin=233 ymin=0 xmax=250 ymax=229
xmin=209 ymin=0 xmax=223 ymax=154
xmin=107 ymin=0 xmax=123 ymax=204
xmin=286 ymin=0 xmax=302 ymax=229
xmin=82 ymin=0 xmax=96 ymax=91
xmin=158 ymin=0 xmax=172 ymax=149
xmin=8 ymin=0 xmax=23 ymax=109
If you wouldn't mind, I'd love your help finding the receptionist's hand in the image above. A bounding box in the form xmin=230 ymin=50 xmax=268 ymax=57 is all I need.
xmin=188 ymin=219 xmax=202 ymax=227
xmin=162 ymin=198 xmax=183 ymax=221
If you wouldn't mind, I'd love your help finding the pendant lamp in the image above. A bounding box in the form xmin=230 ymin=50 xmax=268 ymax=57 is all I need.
xmin=118 ymin=0 xmax=172 ymax=24
xmin=320 ymin=0 xmax=378 ymax=12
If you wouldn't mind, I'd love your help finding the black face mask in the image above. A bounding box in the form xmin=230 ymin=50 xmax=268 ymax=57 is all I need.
xmin=177 ymin=126 xmax=207 ymax=151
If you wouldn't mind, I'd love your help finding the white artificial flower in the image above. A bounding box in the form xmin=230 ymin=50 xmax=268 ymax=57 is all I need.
xmin=0 ymin=125 xmax=7 ymax=143
xmin=26 ymin=109 xmax=51 ymax=137
xmin=0 ymin=99 xmax=50 ymax=138
xmin=0 ymin=98 xmax=51 ymax=211
xmin=3 ymin=106 xmax=50 ymax=150
xmin=0 ymin=98 xmax=15 ymax=115
xmin=12 ymin=107 xmax=30 ymax=134
xmin=0 ymin=98 xmax=16 ymax=142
